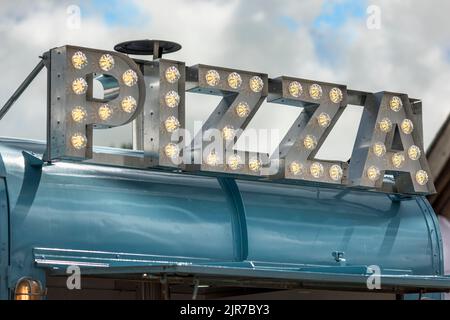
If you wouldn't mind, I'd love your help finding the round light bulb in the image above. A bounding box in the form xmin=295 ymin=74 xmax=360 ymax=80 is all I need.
xmin=309 ymin=84 xmax=323 ymax=100
xmin=71 ymin=133 xmax=87 ymax=150
xmin=317 ymin=112 xmax=331 ymax=128
xmin=205 ymin=70 xmax=220 ymax=87
xmin=99 ymin=54 xmax=115 ymax=72
xmin=249 ymin=76 xmax=264 ymax=93
xmin=401 ymin=119 xmax=414 ymax=135
xmin=416 ymin=170 xmax=429 ymax=186
xmin=165 ymin=91 xmax=180 ymax=108
xmin=372 ymin=142 xmax=387 ymax=157
xmin=222 ymin=126 xmax=235 ymax=141
xmin=367 ymin=166 xmax=381 ymax=182
xmin=227 ymin=154 xmax=242 ymax=171
xmin=390 ymin=96 xmax=403 ymax=112
xmin=392 ymin=153 xmax=406 ymax=169
xmin=408 ymin=145 xmax=421 ymax=161
xmin=235 ymin=102 xmax=250 ymax=118
xmin=164 ymin=143 xmax=179 ymax=159
xmin=227 ymin=72 xmax=242 ymax=89
xmin=164 ymin=116 xmax=180 ymax=133
xmin=379 ymin=118 xmax=393 ymax=133
xmin=121 ymin=96 xmax=137 ymax=113
xmin=329 ymin=87 xmax=343 ymax=104
xmin=71 ymin=51 xmax=88 ymax=70
xmin=206 ymin=152 xmax=219 ymax=167
xmin=303 ymin=135 xmax=318 ymax=150
xmin=72 ymin=78 xmax=88 ymax=95
xmin=165 ymin=66 xmax=181 ymax=84
xmin=329 ymin=165 xmax=343 ymax=181
xmin=98 ymin=104 xmax=113 ymax=121
xmin=288 ymin=81 xmax=303 ymax=98
xmin=249 ymin=158 xmax=262 ymax=172
xmin=310 ymin=162 xmax=324 ymax=179
xmin=71 ymin=106 xmax=87 ymax=123
xmin=122 ymin=69 xmax=138 ymax=87
xmin=289 ymin=162 xmax=303 ymax=176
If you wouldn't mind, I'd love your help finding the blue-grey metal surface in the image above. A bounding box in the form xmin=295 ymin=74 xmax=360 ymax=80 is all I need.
xmin=238 ymin=181 xmax=442 ymax=275
xmin=0 ymin=178 xmax=9 ymax=299
xmin=0 ymin=137 xmax=448 ymax=297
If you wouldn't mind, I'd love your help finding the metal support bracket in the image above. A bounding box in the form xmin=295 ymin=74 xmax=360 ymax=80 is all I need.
xmin=0 ymin=56 xmax=47 ymax=121
xmin=160 ymin=274 xmax=171 ymax=300
xmin=192 ymin=278 xmax=199 ymax=300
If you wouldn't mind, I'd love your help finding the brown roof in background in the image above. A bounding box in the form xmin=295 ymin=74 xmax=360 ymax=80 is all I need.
xmin=427 ymin=115 xmax=450 ymax=218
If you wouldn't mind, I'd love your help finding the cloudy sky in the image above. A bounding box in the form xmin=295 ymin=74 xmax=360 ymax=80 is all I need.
xmin=0 ymin=0 xmax=449 ymax=160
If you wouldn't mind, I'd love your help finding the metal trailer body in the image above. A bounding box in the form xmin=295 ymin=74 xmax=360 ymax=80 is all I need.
xmin=0 ymin=137 xmax=448 ymax=299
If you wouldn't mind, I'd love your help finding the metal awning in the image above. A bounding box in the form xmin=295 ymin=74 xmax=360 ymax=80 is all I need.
xmin=35 ymin=247 xmax=450 ymax=294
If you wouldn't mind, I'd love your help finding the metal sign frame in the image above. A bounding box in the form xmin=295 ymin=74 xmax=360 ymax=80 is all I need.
xmin=0 ymin=44 xmax=436 ymax=195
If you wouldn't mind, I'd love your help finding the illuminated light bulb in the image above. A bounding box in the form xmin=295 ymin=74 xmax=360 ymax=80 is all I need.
xmin=71 ymin=133 xmax=87 ymax=150
xmin=206 ymin=152 xmax=220 ymax=166
xmin=99 ymin=54 xmax=115 ymax=72
xmin=121 ymin=96 xmax=137 ymax=113
xmin=71 ymin=106 xmax=87 ymax=123
xmin=164 ymin=143 xmax=179 ymax=159
xmin=367 ymin=166 xmax=381 ymax=182
xmin=222 ymin=125 xmax=235 ymax=141
xmin=289 ymin=162 xmax=303 ymax=175
xmin=164 ymin=91 xmax=180 ymax=108
xmin=416 ymin=170 xmax=429 ymax=186
xmin=288 ymin=81 xmax=303 ymax=98
xmin=98 ymin=104 xmax=113 ymax=121
xmin=165 ymin=66 xmax=181 ymax=84
xmin=390 ymin=96 xmax=403 ymax=112
xmin=122 ymin=69 xmax=138 ymax=87
xmin=309 ymin=84 xmax=323 ymax=100
xmin=72 ymin=78 xmax=88 ymax=95
xmin=235 ymin=102 xmax=250 ymax=118
xmin=72 ymin=51 xmax=88 ymax=70
xmin=401 ymin=119 xmax=414 ymax=135
xmin=372 ymin=142 xmax=387 ymax=158
xmin=14 ymin=279 xmax=42 ymax=301
xmin=408 ymin=145 xmax=421 ymax=161
xmin=310 ymin=162 xmax=324 ymax=179
xmin=379 ymin=118 xmax=393 ymax=133
xmin=227 ymin=154 xmax=242 ymax=171
xmin=317 ymin=112 xmax=331 ymax=128
xmin=329 ymin=87 xmax=343 ymax=104
xmin=249 ymin=158 xmax=262 ymax=172
xmin=249 ymin=76 xmax=264 ymax=93
xmin=329 ymin=165 xmax=343 ymax=181
xmin=303 ymin=135 xmax=318 ymax=150
xmin=205 ymin=70 xmax=220 ymax=87
xmin=392 ymin=152 xmax=406 ymax=169
xmin=227 ymin=72 xmax=242 ymax=89
xmin=164 ymin=116 xmax=180 ymax=133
